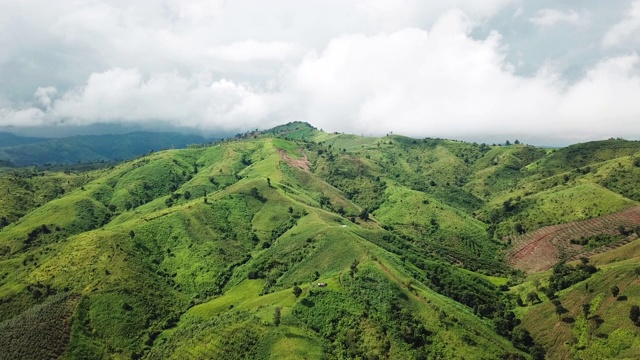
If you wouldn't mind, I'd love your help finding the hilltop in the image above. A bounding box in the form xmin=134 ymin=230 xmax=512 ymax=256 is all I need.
xmin=0 ymin=121 xmax=639 ymax=359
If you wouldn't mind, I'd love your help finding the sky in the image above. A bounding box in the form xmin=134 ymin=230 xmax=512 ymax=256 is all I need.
xmin=1 ymin=0 xmax=640 ymax=145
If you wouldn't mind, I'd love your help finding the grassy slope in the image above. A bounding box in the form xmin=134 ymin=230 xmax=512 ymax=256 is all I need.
xmin=515 ymin=247 xmax=640 ymax=359
xmin=1 ymin=123 xmax=639 ymax=359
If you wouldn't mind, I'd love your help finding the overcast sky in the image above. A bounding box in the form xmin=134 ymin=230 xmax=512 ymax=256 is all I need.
xmin=1 ymin=0 xmax=640 ymax=144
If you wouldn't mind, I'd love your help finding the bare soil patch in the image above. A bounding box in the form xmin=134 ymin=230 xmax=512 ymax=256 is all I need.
xmin=505 ymin=206 xmax=640 ymax=272
xmin=279 ymin=149 xmax=311 ymax=172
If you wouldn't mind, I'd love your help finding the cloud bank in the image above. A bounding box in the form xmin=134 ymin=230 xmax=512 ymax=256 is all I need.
xmin=0 ymin=0 xmax=639 ymax=144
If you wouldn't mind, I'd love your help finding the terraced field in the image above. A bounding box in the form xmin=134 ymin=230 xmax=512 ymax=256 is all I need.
xmin=506 ymin=206 xmax=640 ymax=272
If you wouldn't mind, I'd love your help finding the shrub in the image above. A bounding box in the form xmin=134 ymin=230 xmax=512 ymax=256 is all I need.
xmin=630 ymin=305 xmax=640 ymax=324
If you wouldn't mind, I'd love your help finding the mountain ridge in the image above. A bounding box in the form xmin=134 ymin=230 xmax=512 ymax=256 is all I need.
xmin=0 ymin=131 xmax=212 ymax=167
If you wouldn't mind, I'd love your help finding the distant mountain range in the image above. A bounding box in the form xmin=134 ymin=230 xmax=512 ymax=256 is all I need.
xmin=0 ymin=132 xmax=210 ymax=167
xmin=0 ymin=132 xmax=48 ymax=147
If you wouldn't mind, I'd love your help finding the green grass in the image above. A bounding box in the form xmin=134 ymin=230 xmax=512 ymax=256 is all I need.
xmin=2 ymin=128 xmax=640 ymax=359
xmin=481 ymin=180 xmax=636 ymax=239
xmin=516 ymin=247 xmax=640 ymax=359
xmin=272 ymin=138 xmax=303 ymax=157
xmin=189 ymin=280 xmax=266 ymax=318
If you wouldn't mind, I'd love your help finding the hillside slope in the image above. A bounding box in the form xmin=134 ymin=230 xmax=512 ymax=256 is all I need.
xmin=0 ymin=132 xmax=209 ymax=166
xmin=0 ymin=132 xmax=48 ymax=147
xmin=1 ymin=122 xmax=639 ymax=359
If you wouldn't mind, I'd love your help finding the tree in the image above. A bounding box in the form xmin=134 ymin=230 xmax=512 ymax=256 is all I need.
xmin=543 ymin=287 xmax=557 ymax=300
xmin=514 ymin=139 xmax=520 ymax=145
xmin=358 ymin=209 xmax=369 ymax=221
xmin=288 ymin=206 xmax=293 ymax=214
xmin=350 ymin=259 xmax=359 ymax=278
xmin=511 ymin=327 xmax=534 ymax=350
xmin=165 ymin=197 xmax=174 ymax=207
xmin=618 ymin=225 xmax=629 ymax=236
xmin=612 ymin=285 xmax=620 ymax=298
xmin=204 ymin=189 xmax=208 ymax=203
xmin=582 ymin=303 xmax=591 ymax=319
xmin=273 ymin=306 xmax=281 ymax=326
xmin=0 ymin=216 xmax=8 ymax=230
xmin=533 ymin=279 xmax=541 ymax=291
xmin=630 ymin=305 xmax=640 ymax=324
xmin=267 ymin=177 xmax=271 ymax=188
xmin=505 ymin=140 xmax=511 ymax=146
xmin=292 ymin=285 xmax=302 ymax=298
xmin=318 ymin=195 xmax=330 ymax=208
xmin=530 ymin=344 xmax=545 ymax=360
xmin=503 ymin=198 xmax=516 ymax=212
xmin=129 ymin=230 xmax=135 ymax=239
xmin=183 ymin=190 xmax=191 ymax=200
xmin=526 ymin=291 xmax=541 ymax=305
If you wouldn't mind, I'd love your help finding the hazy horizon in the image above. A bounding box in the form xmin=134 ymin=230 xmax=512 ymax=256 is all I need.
xmin=1 ymin=121 xmax=634 ymax=148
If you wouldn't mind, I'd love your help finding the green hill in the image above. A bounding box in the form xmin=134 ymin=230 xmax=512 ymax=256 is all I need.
xmin=0 ymin=132 xmax=48 ymax=147
xmin=1 ymin=122 xmax=639 ymax=359
xmin=0 ymin=132 xmax=210 ymax=167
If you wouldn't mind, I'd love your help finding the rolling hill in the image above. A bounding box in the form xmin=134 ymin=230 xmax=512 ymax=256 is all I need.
xmin=0 ymin=132 xmax=210 ymax=167
xmin=0 ymin=132 xmax=48 ymax=147
xmin=0 ymin=122 xmax=639 ymax=359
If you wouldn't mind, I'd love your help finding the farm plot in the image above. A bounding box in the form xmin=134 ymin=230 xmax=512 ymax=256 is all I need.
xmin=505 ymin=206 xmax=640 ymax=272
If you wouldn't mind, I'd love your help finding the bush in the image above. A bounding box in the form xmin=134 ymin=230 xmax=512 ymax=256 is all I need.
xmin=292 ymin=285 xmax=302 ymax=298
xmin=548 ymin=262 xmax=596 ymax=293
xmin=630 ymin=305 xmax=640 ymax=324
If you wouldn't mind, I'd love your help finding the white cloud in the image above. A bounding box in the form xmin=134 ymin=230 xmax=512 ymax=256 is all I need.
xmin=0 ymin=68 xmax=278 ymax=131
xmin=284 ymin=10 xmax=640 ymax=142
xmin=207 ymin=41 xmax=304 ymax=63
xmin=0 ymin=107 xmax=46 ymax=127
xmin=286 ymin=11 xmax=561 ymax=137
xmin=558 ymin=55 xmax=640 ymax=134
xmin=1 ymin=0 xmax=640 ymax=143
xmin=530 ymin=8 xmax=582 ymax=27
xmin=602 ymin=0 xmax=640 ymax=48
xmin=354 ymin=0 xmax=511 ymax=31
xmin=34 ymin=87 xmax=57 ymax=109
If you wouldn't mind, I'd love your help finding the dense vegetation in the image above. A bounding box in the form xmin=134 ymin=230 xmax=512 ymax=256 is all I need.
xmin=0 ymin=122 xmax=639 ymax=359
xmin=0 ymin=132 xmax=209 ymax=167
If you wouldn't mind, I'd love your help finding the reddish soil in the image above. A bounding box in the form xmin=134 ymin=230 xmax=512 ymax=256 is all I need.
xmin=279 ymin=149 xmax=311 ymax=172
xmin=505 ymin=206 xmax=640 ymax=273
